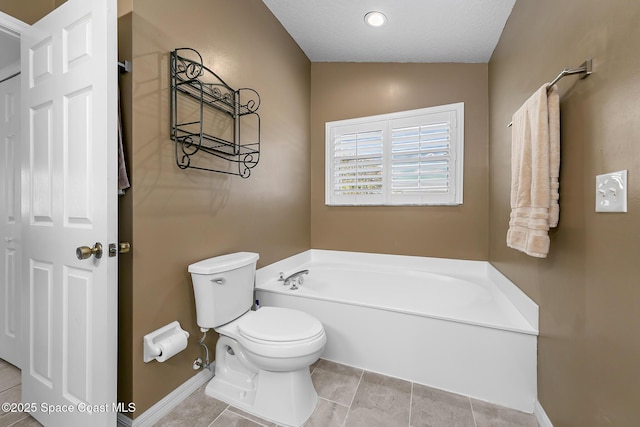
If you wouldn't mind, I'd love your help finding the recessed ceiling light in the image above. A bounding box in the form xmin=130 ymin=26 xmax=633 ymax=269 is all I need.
xmin=364 ymin=11 xmax=387 ymax=27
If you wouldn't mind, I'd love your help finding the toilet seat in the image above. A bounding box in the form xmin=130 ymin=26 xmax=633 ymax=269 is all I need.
xmin=238 ymin=307 xmax=324 ymax=343
xmin=217 ymin=307 xmax=326 ymax=360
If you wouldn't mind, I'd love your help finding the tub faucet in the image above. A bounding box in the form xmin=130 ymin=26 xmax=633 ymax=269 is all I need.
xmin=283 ymin=269 xmax=309 ymax=290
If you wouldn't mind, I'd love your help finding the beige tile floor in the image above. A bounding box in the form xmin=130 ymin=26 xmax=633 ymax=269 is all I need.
xmin=0 ymin=359 xmax=42 ymax=427
xmin=155 ymin=359 xmax=539 ymax=427
xmin=1 ymin=357 xmax=538 ymax=427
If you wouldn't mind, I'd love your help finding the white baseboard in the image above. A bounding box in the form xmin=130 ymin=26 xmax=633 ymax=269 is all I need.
xmin=534 ymin=399 xmax=553 ymax=427
xmin=117 ymin=368 xmax=214 ymax=427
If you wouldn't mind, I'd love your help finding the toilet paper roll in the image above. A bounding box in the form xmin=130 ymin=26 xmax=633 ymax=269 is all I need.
xmin=155 ymin=332 xmax=188 ymax=362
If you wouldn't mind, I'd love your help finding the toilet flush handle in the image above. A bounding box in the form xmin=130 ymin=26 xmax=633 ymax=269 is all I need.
xmin=211 ymin=278 xmax=225 ymax=285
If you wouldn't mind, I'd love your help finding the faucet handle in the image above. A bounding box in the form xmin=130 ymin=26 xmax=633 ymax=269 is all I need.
xmin=278 ymin=272 xmax=285 ymax=281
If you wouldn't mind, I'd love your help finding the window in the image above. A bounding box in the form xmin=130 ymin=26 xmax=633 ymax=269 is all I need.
xmin=325 ymin=103 xmax=464 ymax=206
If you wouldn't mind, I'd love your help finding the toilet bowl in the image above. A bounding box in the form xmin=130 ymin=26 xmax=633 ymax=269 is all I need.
xmin=189 ymin=253 xmax=326 ymax=427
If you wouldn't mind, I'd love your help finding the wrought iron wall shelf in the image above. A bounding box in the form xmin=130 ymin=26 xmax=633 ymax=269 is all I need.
xmin=170 ymin=48 xmax=261 ymax=178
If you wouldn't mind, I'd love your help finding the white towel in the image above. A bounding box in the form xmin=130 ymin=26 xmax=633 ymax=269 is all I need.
xmin=506 ymin=84 xmax=560 ymax=258
xmin=548 ymin=86 xmax=560 ymax=227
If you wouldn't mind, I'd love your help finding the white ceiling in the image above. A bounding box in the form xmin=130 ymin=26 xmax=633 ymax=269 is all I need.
xmin=262 ymin=0 xmax=516 ymax=63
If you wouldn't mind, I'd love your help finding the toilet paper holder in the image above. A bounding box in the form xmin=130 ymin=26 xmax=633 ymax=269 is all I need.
xmin=143 ymin=321 xmax=190 ymax=363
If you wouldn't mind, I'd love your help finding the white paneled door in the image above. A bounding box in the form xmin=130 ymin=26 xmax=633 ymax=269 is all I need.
xmin=0 ymin=72 xmax=21 ymax=369
xmin=20 ymin=0 xmax=118 ymax=426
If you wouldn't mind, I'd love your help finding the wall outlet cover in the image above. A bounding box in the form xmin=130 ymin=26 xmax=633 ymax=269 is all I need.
xmin=595 ymin=170 xmax=628 ymax=213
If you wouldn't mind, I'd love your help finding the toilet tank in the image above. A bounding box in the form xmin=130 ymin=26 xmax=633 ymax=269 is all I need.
xmin=188 ymin=252 xmax=259 ymax=329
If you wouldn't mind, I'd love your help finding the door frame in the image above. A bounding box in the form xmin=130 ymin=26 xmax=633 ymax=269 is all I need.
xmin=0 ymin=11 xmax=29 ymax=41
xmin=0 ymin=62 xmax=21 ymax=368
xmin=0 ymin=10 xmax=28 ymax=370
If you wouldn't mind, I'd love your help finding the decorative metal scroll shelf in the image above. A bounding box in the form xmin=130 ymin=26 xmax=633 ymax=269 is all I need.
xmin=170 ymin=48 xmax=261 ymax=178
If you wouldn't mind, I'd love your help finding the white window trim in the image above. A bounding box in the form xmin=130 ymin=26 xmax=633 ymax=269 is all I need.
xmin=325 ymin=102 xmax=464 ymax=206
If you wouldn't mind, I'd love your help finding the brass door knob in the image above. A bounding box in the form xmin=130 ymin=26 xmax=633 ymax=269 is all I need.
xmin=76 ymin=242 xmax=103 ymax=260
xmin=108 ymin=242 xmax=131 ymax=257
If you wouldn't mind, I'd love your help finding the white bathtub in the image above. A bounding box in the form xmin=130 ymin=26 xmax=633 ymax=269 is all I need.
xmin=255 ymin=250 xmax=538 ymax=413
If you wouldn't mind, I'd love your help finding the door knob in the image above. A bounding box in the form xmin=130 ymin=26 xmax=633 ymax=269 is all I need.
xmin=76 ymin=242 xmax=103 ymax=260
xmin=108 ymin=242 xmax=131 ymax=257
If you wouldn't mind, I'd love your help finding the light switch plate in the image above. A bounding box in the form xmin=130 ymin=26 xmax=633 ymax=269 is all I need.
xmin=595 ymin=170 xmax=627 ymax=213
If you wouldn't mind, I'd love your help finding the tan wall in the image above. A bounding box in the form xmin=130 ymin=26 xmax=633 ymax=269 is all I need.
xmin=0 ymin=0 xmax=66 ymax=24
xmin=117 ymin=0 xmax=132 ymax=17
xmin=127 ymin=0 xmax=311 ymax=415
xmin=0 ymin=0 xmax=129 ymax=23
xmin=310 ymin=63 xmax=489 ymax=260
xmin=489 ymin=1 xmax=640 ymax=425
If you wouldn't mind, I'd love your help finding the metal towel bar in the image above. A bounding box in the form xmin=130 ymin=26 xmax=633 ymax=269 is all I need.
xmin=507 ymin=59 xmax=592 ymax=127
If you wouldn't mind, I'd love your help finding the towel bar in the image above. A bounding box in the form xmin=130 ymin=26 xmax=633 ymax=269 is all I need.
xmin=507 ymin=59 xmax=592 ymax=127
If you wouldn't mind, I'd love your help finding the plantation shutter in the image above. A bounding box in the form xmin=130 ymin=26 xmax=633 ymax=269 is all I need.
xmin=390 ymin=110 xmax=457 ymax=204
xmin=325 ymin=103 xmax=463 ymax=206
xmin=329 ymin=121 xmax=386 ymax=205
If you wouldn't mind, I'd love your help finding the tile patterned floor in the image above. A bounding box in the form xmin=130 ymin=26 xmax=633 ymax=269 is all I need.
xmin=0 ymin=359 xmax=42 ymax=427
xmin=155 ymin=359 xmax=539 ymax=427
xmin=0 ymin=357 xmax=538 ymax=427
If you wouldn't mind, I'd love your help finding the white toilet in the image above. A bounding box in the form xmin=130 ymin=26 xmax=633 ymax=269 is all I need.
xmin=189 ymin=252 xmax=326 ymax=427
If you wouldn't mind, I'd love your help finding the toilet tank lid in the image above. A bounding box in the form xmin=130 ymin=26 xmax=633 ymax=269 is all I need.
xmin=188 ymin=252 xmax=259 ymax=275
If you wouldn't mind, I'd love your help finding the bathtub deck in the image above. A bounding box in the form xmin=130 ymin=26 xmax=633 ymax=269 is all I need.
xmin=255 ymin=250 xmax=538 ymax=413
